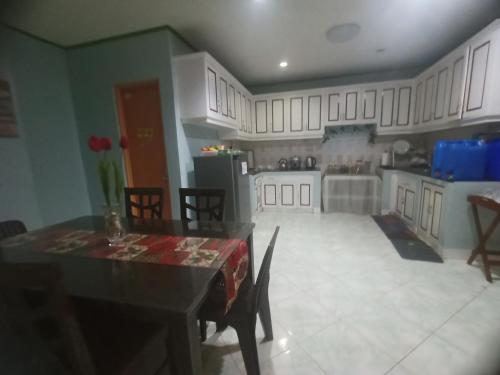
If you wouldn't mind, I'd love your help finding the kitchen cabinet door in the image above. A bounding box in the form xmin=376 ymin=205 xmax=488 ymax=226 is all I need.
xmin=228 ymin=84 xmax=236 ymax=119
xmin=418 ymin=182 xmax=444 ymax=245
xmin=290 ymin=97 xmax=304 ymax=133
xmin=396 ymin=86 xmax=412 ymax=126
xmin=344 ymin=90 xmax=358 ymax=121
xmin=272 ymin=98 xmax=285 ymax=133
xmin=246 ymin=97 xmax=253 ymax=134
xmin=236 ymin=91 xmax=242 ymax=130
xmin=263 ymin=183 xmax=277 ymax=207
xmin=422 ymin=73 xmax=435 ymax=123
xmin=413 ymin=80 xmax=423 ymax=125
xmin=207 ymin=67 xmax=219 ymax=114
xmin=307 ymin=95 xmax=322 ymax=131
xmin=299 ymin=183 xmax=312 ymax=208
xmin=380 ymin=88 xmax=395 ymax=128
xmin=433 ymin=67 xmax=449 ymax=121
xmin=280 ymin=184 xmax=295 ymax=207
xmin=396 ymin=185 xmax=404 ymax=214
xmin=403 ymin=188 xmax=416 ymax=221
xmin=362 ymin=89 xmax=377 ymax=121
xmin=464 ymin=39 xmax=491 ymax=117
xmin=241 ymin=94 xmax=247 ymax=132
xmin=255 ymin=100 xmax=267 ymax=134
xmin=220 ymin=77 xmax=228 ymax=117
xmin=430 ymin=189 xmax=443 ymax=239
xmin=447 ymin=47 xmax=469 ymax=120
xmin=327 ymin=92 xmax=342 ymax=123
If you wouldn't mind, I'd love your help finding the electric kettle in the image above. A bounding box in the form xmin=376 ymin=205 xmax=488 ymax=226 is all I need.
xmin=305 ymin=156 xmax=317 ymax=170
xmin=278 ymin=158 xmax=288 ymax=170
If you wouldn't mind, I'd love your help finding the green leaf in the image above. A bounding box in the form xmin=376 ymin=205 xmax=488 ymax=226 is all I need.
xmin=112 ymin=160 xmax=124 ymax=204
xmin=98 ymin=159 xmax=111 ymax=206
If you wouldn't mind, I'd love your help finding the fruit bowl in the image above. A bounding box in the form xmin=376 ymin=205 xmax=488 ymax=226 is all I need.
xmin=201 ymin=150 xmax=218 ymax=156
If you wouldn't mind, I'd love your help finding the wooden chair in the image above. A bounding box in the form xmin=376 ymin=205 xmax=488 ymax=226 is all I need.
xmin=179 ymin=188 xmax=225 ymax=222
xmin=0 ymin=263 xmax=170 ymax=375
xmin=200 ymin=227 xmax=280 ymax=375
xmin=124 ymin=187 xmax=163 ymax=219
xmin=0 ymin=220 xmax=27 ymax=241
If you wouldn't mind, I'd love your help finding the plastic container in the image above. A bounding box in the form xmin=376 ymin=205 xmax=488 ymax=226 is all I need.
xmin=431 ymin=139 xmax=487 ymax=181
xmin=486 ymin=139 xmax=500 ymax=181
xmin=431 ymin=140 xmax=449 ymax=179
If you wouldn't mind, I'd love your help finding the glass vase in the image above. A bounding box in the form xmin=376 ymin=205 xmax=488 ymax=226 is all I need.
xmin=103 ymin=204 xmax=124 ymax=246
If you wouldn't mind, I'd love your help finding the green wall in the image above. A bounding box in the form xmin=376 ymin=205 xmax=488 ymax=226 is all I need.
xmin=0 ymin=27 xmax=90 ymax=229
xmin=68 ymin=28 xmax=220 ymax=219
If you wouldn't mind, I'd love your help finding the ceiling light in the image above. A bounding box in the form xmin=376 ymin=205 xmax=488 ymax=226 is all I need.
xmin=326 ymin=23 xmax=361 ymax=44
xmin=279 ymin=61 xmax=288 ymax=68
xmin=376 ymin=48 xmax=386 ymax=53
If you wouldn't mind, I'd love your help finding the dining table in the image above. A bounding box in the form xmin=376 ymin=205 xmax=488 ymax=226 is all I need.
xmin=0 ymin=216 xmax=255 ymax=375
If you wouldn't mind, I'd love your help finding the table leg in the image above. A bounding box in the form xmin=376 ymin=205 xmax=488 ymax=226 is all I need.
xmin=167 ymin=312 xmax=202 ymax=375
xmin=467 ymin=205 xmax=500 ymax=282
xmin=247 ymin=233 xmax=255 ymax=282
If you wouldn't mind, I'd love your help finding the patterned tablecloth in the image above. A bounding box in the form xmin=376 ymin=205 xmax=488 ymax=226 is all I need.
xmin=1 ymin=229 xmax=249 ymax=312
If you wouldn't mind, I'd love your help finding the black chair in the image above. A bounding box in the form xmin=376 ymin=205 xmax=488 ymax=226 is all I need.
xmin=179 ymin=188 xmax=225 ymax=222
xmin=124 ymin=187 xmax=163 ymax=219
xmin=200 ymin=226 xmax=279 ymax=375
xmin=0 ymin=263 xmax=170 ymax=375
xmin=0 ymin=220 xmax=27 ymax=241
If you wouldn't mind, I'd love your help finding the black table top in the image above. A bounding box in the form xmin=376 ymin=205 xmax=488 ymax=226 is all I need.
xmin=0 ymin=216 xmax=254 ymax=315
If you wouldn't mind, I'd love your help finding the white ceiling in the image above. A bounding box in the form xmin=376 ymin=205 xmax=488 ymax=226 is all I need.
xmin=3 ymin=0 xmax=500 ymax=86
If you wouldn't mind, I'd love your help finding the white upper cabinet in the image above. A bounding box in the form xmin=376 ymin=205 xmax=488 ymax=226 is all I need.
xmin=462 ymin=22 xmax=500 ymax=122
xmin=174 ymin=52 xmax=245 ymax=131
xmin=377 ymin=81 xmax=413 ymax=134
xmin=176 ymin=20 xmax=500 ymax=139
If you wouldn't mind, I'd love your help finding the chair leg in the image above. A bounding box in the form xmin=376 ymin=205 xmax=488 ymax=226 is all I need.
xmin=216 ymin=321 xmax=228 ymax=332
xmin=233 ymin=316 xmax=260 ymax=375
xmin=200 ymin=319 xmax=207 ymax=342
xmin=258 ymin=291 xmax=273 ymax=341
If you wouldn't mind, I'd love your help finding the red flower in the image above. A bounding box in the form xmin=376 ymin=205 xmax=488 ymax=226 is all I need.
xmin=88 ymin=136 xmax=102 ymax=152
xmin=99 ymin=137 xmax=112 ymax=151
xmin=119 ymin=135 xmax=128 ymax=149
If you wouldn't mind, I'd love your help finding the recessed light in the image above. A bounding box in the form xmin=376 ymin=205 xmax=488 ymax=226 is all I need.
xmin=326 ymin=23 xmax=361 ymax=44
xmin=279 ymin=61 xmax=288 ymax=68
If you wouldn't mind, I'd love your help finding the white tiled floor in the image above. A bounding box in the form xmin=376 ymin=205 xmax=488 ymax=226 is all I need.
xmin=201 ymin=212 xmax=500 ymax=375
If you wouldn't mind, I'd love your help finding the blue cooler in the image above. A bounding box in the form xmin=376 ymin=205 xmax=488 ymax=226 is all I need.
xmin=432 ymin=139 xmax=487 ymax=181
xmin=486 ymin=139 xmax=500 ymax=181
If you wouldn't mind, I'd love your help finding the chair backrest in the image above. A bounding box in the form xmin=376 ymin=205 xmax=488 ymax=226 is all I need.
xmin=179 ymin=188 xmax=225 ymax=222
xmin=124 ymin=187 xmax=163 ymax=219
xmin=251 ymin=226 xmax=279 ymax=315
xmin=0 ymin=263 xmax=95 ymax=375
xmin=0 ymin=220 xmax=27 ymax=241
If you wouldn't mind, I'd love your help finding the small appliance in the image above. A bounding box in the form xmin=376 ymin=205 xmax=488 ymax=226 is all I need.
xmin=290 ymin=155 xmax=301 ymax=170
xmin=278 ymin=158 xmax=288 ymax=171
xmin=305 ymin=156 xmax=317 ymax=170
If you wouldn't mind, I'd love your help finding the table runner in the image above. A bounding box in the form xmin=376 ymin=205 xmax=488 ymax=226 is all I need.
xmin=1 ymin=229 xmax=249 ymax=312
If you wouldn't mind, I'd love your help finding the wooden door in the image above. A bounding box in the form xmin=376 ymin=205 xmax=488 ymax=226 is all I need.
xmin=228 ymin=84 xmax=236 ymax=119
xmin=115 ymin=80 xmax=172 ymax=219
xmin=219 ymin=77 xmax=228 ymax=117
xmin=413 ymin=81 xmax=423 ymax=125
xmin=433 ymin=67 xmax=449 ymax=121
xmin=447 ymin=47 xmax=469 ymax=119
xmin=207 ymin=68 xmax=219 ymax=114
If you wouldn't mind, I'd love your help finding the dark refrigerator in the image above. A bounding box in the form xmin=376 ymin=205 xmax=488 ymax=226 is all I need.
xmin=193 ymin=153 xmax=251 ymax=223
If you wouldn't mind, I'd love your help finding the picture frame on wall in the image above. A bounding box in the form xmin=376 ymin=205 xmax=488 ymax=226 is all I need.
xmin=0 ymin=74 xmax=18 ymax=137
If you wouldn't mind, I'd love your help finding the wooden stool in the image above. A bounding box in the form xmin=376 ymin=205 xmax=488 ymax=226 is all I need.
xmin=467 ymin=195 xmax=500 ymax=282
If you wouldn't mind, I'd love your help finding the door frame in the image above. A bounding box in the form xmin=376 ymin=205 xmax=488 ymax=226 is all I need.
xmin=115 ymin=79 xmax=161 ymax=188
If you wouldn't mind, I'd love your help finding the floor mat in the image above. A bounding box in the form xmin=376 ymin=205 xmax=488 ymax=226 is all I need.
xmin=373 ymin=215 xmax=443 ymax=263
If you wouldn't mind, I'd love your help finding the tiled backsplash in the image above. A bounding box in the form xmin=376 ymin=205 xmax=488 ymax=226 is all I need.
xmin=240 ymin=131 xmax=393 ymax=173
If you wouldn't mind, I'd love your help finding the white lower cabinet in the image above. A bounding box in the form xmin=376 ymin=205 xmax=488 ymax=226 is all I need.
xmin=394 ymin=176 xmax=417 ymax=226
xmin=262 ymin=175 xmax=314 ymax=210
xmin=418 ymin=182 xmax=444 ymax=246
